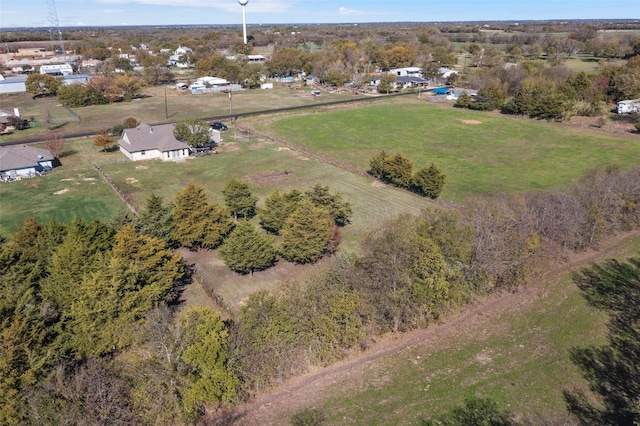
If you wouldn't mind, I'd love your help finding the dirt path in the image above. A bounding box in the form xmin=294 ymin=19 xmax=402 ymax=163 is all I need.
xmin=224 ymin=230 xmax=639 ymax=425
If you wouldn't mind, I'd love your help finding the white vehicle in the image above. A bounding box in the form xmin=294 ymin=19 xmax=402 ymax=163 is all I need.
xmin=617 ymin=99 xmax=640 ymax=114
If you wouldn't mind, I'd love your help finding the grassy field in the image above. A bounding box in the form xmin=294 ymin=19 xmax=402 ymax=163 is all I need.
xmin=266 ymin=100 xmax=640 ymax=201
xmin=0 ymin=139 xmax=124 ymax=235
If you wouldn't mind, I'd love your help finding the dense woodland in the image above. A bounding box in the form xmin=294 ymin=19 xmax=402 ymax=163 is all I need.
xmin=2 ymin=20 xmax=640 ymax=424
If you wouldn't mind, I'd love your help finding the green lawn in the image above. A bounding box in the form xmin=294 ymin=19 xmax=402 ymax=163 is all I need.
xmin=268 ymin=101 xmax=640 ymax=201
xmin=0 ymin=139 xmax=124 ymax=236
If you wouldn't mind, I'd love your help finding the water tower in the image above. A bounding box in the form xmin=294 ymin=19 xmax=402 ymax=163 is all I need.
xmin=238 ymin=0 xmax=249 ymax=44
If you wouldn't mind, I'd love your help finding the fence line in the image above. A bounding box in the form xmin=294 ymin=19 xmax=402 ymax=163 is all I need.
xmin=93 ymin=162 xmax=139 ymax=216
xmin=234 ymin=123 xmax=372 ymax=179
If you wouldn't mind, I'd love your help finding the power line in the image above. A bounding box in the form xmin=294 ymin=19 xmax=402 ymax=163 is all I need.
xmin=46 ymin=0 xmax=65 ymax=57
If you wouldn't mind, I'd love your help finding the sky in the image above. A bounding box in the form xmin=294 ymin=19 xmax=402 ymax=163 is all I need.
xmin=1 ymin=0 xmax=638 ymax=28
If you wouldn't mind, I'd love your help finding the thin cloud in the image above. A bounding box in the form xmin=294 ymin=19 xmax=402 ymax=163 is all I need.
xmin=338 ymin=7 xmax=362 ymax=15
xmin=338 ymin=6 xmax=396 ymax=16
xmin=96 ymin=0 xmax=291 ymax=14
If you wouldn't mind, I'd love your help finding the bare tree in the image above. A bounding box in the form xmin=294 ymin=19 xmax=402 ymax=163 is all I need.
xmin=44 ymin=131 xmax=65 ymax=158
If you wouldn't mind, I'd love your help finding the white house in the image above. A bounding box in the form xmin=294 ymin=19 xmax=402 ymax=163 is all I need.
xmin=389 ymin=67 xmax=422 ymax=77
xmin=174 ymin=45 xmax=193 ymax=56
xmin=40 ymin=63 xmax=74 ymax=76
xmin=196 ymin=76 xmax=229 ymax=86
xmin=438 ymin=67 xmax=459 ymax=79
xmin=0 ymin=145 xmax=55 ymax=181
xmin=247 ymin=54 xmax=266 ymax=63
xmin=118 ymin=123 xmax=191 ymax=162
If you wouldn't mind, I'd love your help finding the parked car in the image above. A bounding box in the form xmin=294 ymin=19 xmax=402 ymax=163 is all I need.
xmin=210 ymin=122 xmax=228 ymax=131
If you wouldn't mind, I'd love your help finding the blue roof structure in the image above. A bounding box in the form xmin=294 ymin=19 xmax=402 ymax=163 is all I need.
xmin=433 ymin=87 xmax=450 ymax=95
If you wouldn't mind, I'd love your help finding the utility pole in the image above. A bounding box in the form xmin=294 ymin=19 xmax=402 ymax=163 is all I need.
xmin=164 ymin=87 xmax=168 ymax=119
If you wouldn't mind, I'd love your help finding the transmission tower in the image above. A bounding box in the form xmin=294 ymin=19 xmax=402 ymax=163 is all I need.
xmin=46 ymin=0 xmax=65 ymax=56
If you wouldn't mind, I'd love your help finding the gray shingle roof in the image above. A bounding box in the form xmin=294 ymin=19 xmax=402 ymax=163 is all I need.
xmin=0 ymin=145 xmax=54 ymax=172
xmin=118 ymin=123 xmax=190 ymax=153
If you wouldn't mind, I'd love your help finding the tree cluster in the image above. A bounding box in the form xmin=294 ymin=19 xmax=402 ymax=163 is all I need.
xmin=0 ymin=219 xmax=238 ymax=424
xmin=369 ymin=150 xmax=446 ymax=198
xmin=55 ymin=74 xmax=146 ymax=107
xmin=133 ymin=181 xmax=350 ymax=273
xmin=228 ymin=164 xmax=640 ymax=395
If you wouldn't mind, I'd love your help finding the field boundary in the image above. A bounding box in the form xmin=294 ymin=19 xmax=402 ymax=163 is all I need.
xmin=93 ymin=162 xmax=139 ymax=215
xmin=235 ymin=122 xmax=372 ymax=179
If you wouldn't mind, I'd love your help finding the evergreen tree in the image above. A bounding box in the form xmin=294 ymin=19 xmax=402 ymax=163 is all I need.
xmin=368 ymin=150 xmax=390 ymax=179
xmin=138 ymin=193 xmax=174 ymax=244
xmin=65 ymin=224 xmax=184 ymax=357
xmin=412 ymin=163 xmax=446 ymax=198
xmin=304 ymin=183 xmax=353 ymax=227
xmin=222 ymin=179 xmax=258 ymax=221
xmin=172 ymin=183 xmax=233 ymax=249
xmin=258 ymin=189 xmax=303 ymax=235
xmin=280 ymin=200 xmax=334 ymax=264
xmin=218 ymin=221 xmax=277 ymax=274
xmin=383 ymin=152 xmax=414 ymax=188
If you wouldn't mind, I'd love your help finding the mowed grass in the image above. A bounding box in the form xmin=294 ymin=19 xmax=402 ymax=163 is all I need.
xmin=268 ymin=100 xmax=640 ymax=202
xmin=0 ymin=139 xmax=124 ymax=236
xmin=296 ymin=234 xmax=640 ymax=425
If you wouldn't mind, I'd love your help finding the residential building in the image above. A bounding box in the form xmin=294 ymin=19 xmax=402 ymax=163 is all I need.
xmin=118 ymin=123 xmax=191 ymax=162
xmin=0 ymin=145 xmax=54 ymax=181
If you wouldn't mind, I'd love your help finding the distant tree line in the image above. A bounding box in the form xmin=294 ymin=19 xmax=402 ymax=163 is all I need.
xmin=25 ymin=73 xmax=146 ymax=106
xmin=455 ymin=55 xmax=640 ymax=120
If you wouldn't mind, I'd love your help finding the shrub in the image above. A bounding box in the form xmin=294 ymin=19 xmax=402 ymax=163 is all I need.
xmin=123 ymin=117 xmax=138 ymax=128
xmin=291 ymin=408 xmax=326 ymax=426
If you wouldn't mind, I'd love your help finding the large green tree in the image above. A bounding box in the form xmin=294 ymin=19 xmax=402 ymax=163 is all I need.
xmin=179 ymin=307 xmax=238 ymax=418
xmin=222 ymin=179 xmax=258 ymax=221
xmin=173 ymin=119 xmax=211 ymax=149
xmin=279 ymin=199 xmax=334 ymax=264
xmin=218 ymin=221 xmax=277 ymax=274
xmin=258 ymin=189 xmax=303 ymax=235
xmin=412 ymin=163 xmax=446 ymax=199
xmin=304 ymin=183 xmax=352 ymax=227
xmin=172 ymin=184 xmax=233 ymax=249
xmin=138 ymin=193 xmax=174 ymax=244
xmin=25 ymin=73 xmax=60 ymax=97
